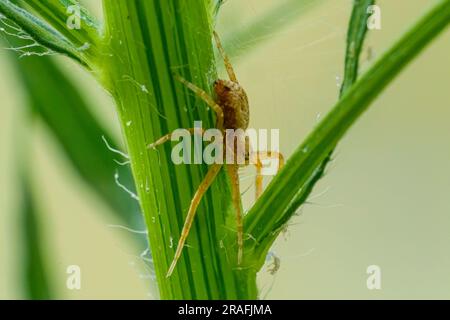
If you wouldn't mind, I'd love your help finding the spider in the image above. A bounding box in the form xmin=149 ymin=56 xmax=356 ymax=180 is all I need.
xmin=148 ymin=31 xmax=284 ymax=277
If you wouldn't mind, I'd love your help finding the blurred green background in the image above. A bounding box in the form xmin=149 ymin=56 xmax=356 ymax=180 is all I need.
xmin=1 ymin=0 xmax=450 ymax=299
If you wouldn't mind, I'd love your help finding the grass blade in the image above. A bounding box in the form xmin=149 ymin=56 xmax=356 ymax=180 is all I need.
xmin=0 ymin=0 xmax=97 ymax=67
xmin=340 ymin=0 xmax=375 ymax=95
xmin=17 ymin=0 xmax=101 ymax=46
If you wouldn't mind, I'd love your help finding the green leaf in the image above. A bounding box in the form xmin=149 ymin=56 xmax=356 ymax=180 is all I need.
xmin=244 ymin=0 xmax=450 ymax=264
xmin=340 ymin=0 xmax=375 ymax=95
xmin=17 ymin=0 xmax=101 ymax=47
xmin=0 ymin=0 xmax=98 ymax=67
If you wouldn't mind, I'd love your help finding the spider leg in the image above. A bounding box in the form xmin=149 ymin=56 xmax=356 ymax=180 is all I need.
xmin=226 ymin=164 xmax=244 ymax=265
xmin=174 ymin=74 xmax=224 ymax=130
xmin=147 ymin=128 xmax=205 ymax=149
xmin=213 ymin=31 xmax=238 ymax=83
xmin=167 ymin=163 xmax=223 ymax=277
xmin=253 ymin=151 xmax=285 ymax=199
xmin=255 ymin=159 xmax=264 ymax=200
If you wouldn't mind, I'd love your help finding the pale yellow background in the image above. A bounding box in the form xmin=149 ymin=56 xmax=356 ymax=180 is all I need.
xmin=1 ymin=0 xmax=450 ymax=299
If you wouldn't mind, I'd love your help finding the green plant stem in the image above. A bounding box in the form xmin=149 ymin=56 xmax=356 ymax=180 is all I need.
xmin=244 ymin=0 xmax=450 ymax=266
xmin=102 ymin=0 xmax=255 ymax=299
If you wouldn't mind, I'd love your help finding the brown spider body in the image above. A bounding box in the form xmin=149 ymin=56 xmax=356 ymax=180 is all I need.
xmin=214 ymin=79 xmax=249 ymax=130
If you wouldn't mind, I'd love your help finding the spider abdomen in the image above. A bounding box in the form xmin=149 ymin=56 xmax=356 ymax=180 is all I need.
xmin=214 ymin=79 xmax=249 ymax=130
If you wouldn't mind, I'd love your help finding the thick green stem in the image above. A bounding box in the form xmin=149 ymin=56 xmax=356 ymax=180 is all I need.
xmin=102 ymin=0 xmax=256 ymax=299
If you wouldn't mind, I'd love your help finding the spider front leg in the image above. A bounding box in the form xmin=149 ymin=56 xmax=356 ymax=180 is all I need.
xmin=253 ymin=151 xmax=285 ymax=199
xmin=149 ymin=73 xmax=222 ymax=149
xmin=213 ymin=30 xmax=238 ymax=83
xmin=174 ymin=74 xmax=224 ymax=130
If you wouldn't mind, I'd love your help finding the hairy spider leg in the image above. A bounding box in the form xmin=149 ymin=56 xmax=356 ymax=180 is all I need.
xmin=167 ymin=163 xmax=223 ymax=277
xmin=213 ymin=31 xmax=238 ymax=83
xmin=174 ymin=74 xmax=224 ymax=130
xmin=253 ymin=151 xmax=285 ymax=199
xmin=147 ymin=128 xmax=205 ymax=149
xmin=148 ymin=125 xmax=222 ymax=277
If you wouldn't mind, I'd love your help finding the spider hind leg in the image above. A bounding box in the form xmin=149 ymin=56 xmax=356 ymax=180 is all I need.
xmin=227 ymin=164 xmax=244 ymax=265
xmin=253 ymin=151 xmax=285 ymax=199
xmin=166 ymin=163 xmax=223 ymax=277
